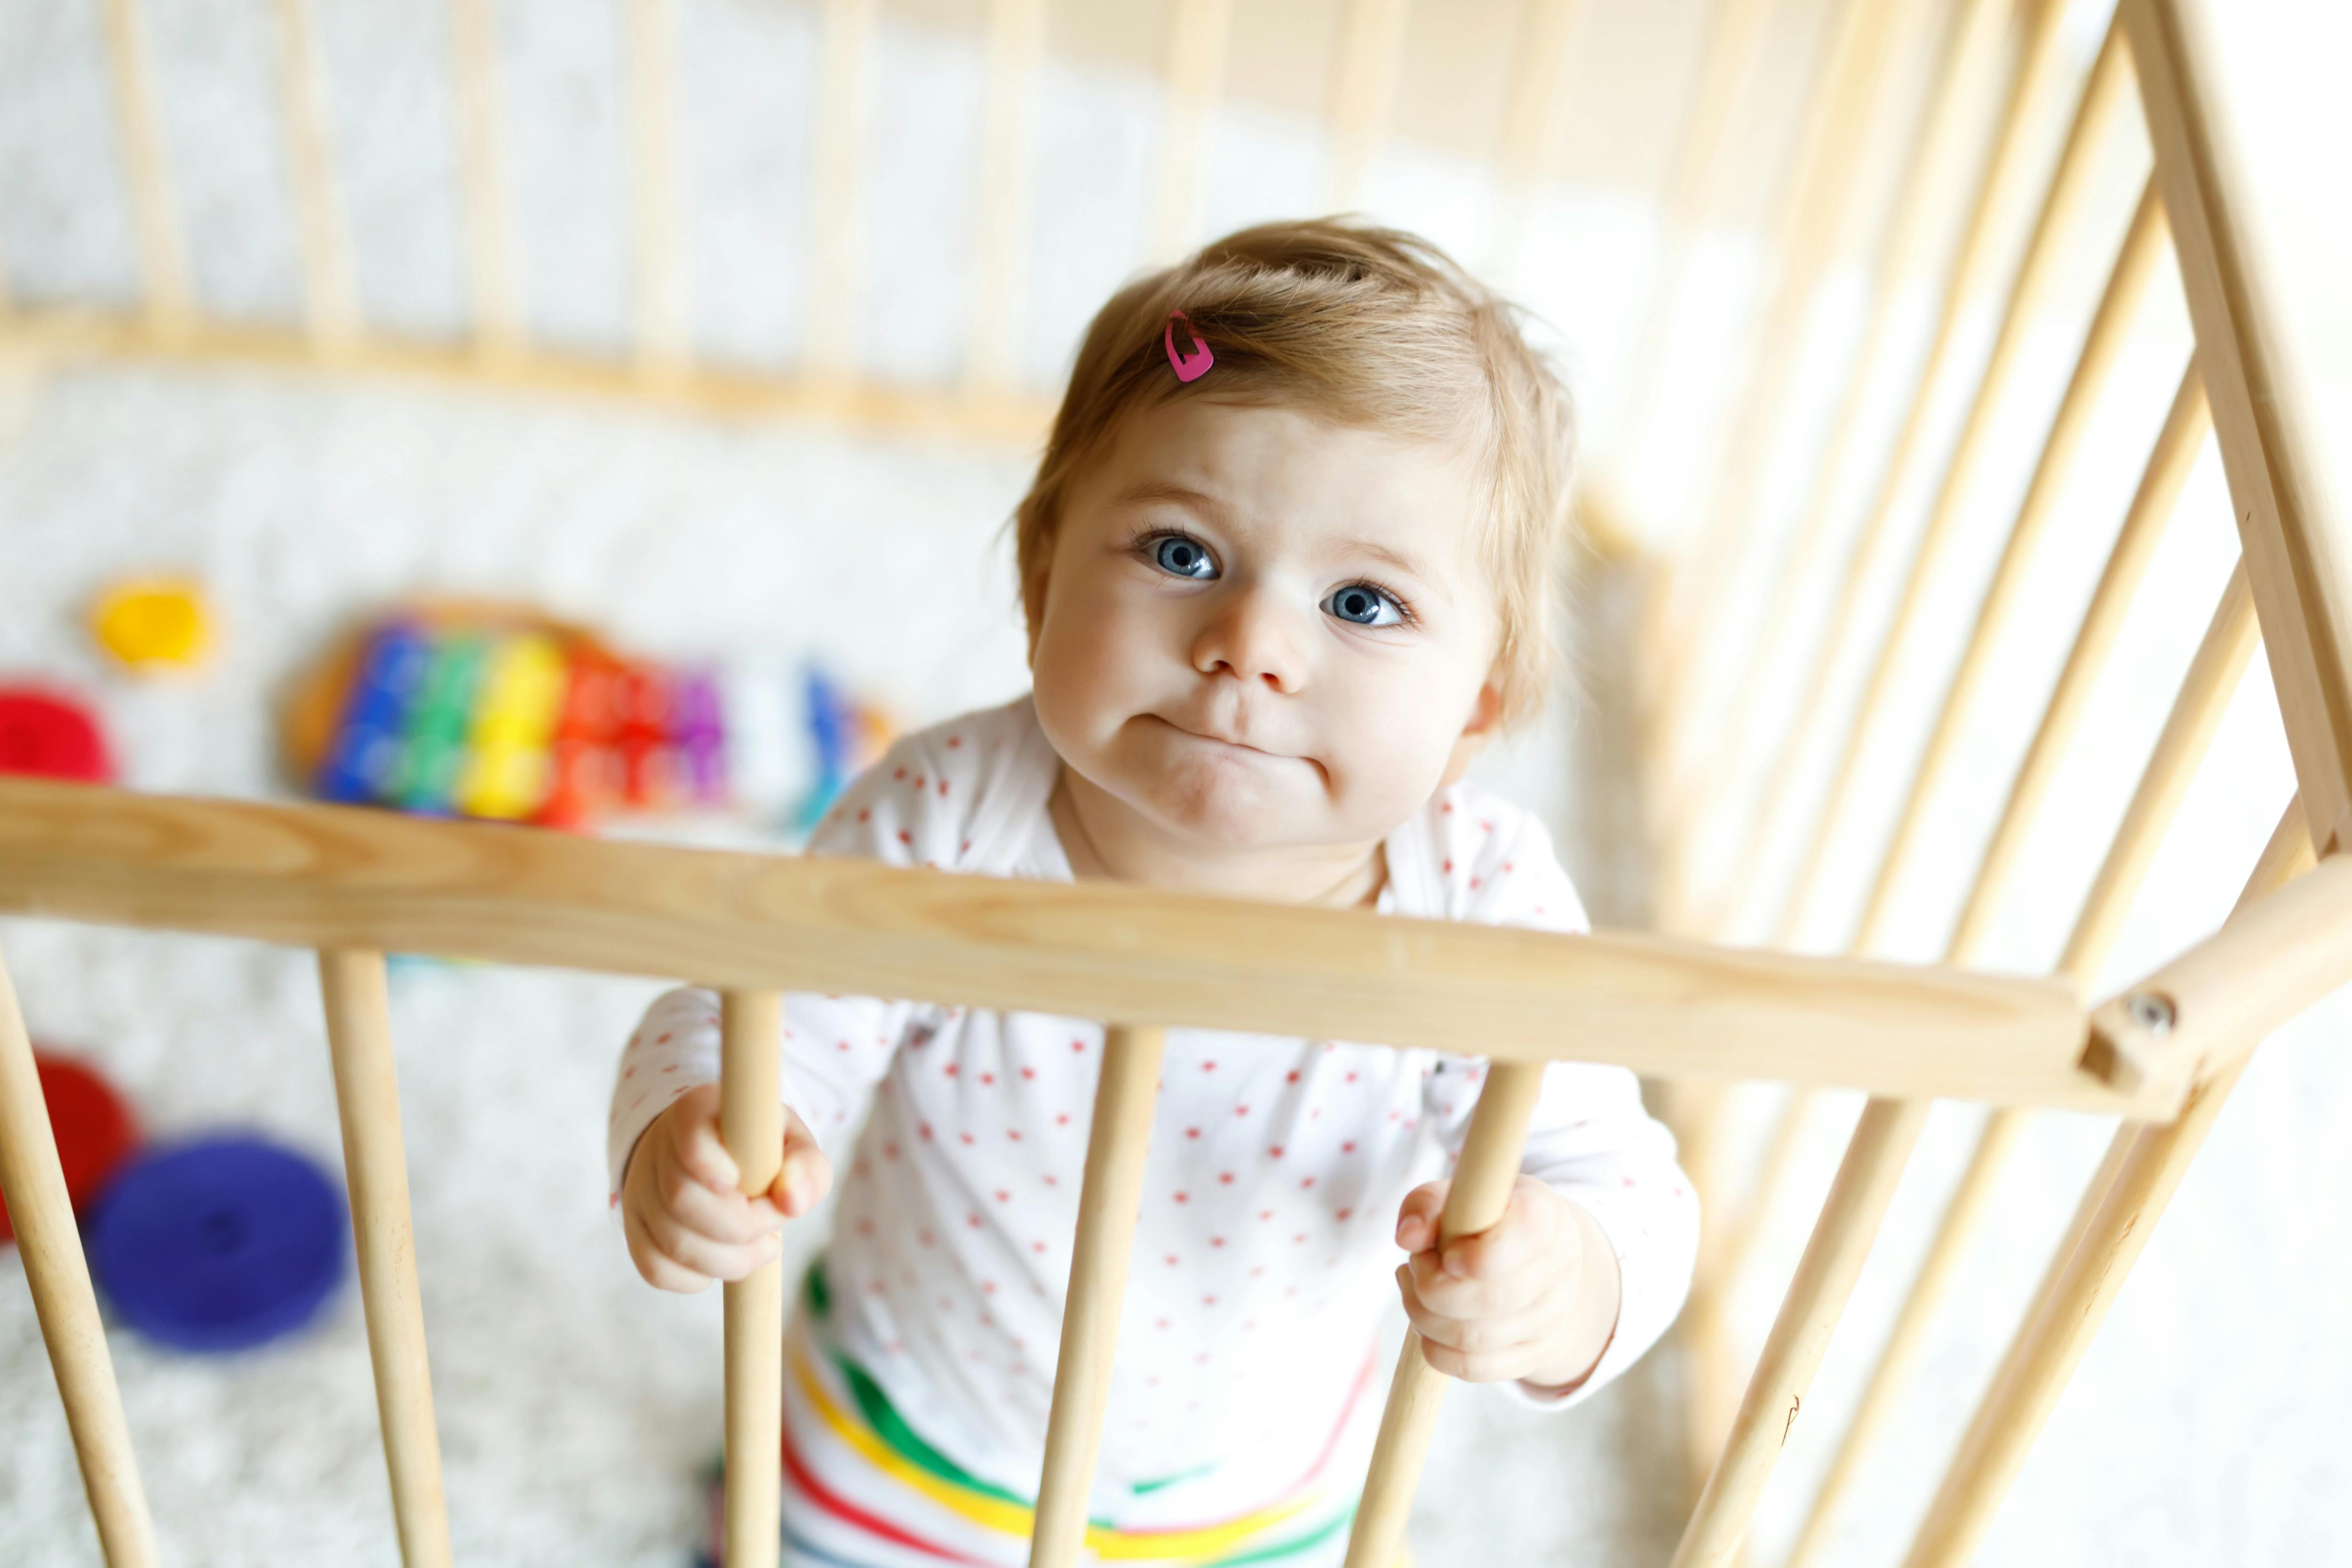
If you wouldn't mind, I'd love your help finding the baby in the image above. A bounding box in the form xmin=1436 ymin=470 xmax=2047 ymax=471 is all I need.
xmin=609 ymin=220 xmax=1699 ymax=1566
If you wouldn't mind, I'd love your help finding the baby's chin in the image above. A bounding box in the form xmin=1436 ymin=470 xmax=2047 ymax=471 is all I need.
xmin=1117 ymin=748 xmax=1336 ymax=849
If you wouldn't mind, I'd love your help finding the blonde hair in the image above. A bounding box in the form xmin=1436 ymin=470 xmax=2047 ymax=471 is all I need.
xmin=1013 ymin=217 xmax=1578 ymax=729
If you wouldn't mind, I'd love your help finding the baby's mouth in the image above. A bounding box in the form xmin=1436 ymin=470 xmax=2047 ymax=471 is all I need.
xmin=1149 ymin=712 xmax=1288 ymax=760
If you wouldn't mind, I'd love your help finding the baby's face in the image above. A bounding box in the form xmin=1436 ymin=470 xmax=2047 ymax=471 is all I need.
xmin=1030 ymin=397 xmax=1503 ymax=855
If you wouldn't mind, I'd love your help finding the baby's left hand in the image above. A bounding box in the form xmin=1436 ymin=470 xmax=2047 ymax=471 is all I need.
xmin=1394 ymin=1174 xmax=1622 ymax=1392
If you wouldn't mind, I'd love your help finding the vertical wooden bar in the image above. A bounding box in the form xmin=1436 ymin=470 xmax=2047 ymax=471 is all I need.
xmin=2126 ymin=0 xmax=2352 ymax=857
xmin=269 ymin=0 xmax=362 ymax=353
xmin=1341 ymin=1060 xmax=1547 ymax=1568
xmin=1780 ymin=559 xmax=2262 ymax=1568
xmin=1147 ymin=0 xmax=1234 ymax=262
xmin=0 ymin=940 xmax=158 ymax=1568
xmin=450 ymin=0 xmax=522 ymax=361
xmin=1700 ymin=3 xmax=2097 ymax=934
xmin=965 ymin=0 xmax=1047 ymax=392
xmin=1322 ymin=0 xmax=1411 ymax=212
xmin=807 ymin=0 xmax=874 ymax=378
xmin=1668 ymin=556 xmax=2264 ymax=1568
xmin=1765 ymin=22 xmax=2139 ymax=951
xmin=720 ymin=988 xmax=785 ymax=1568
xmin=97 ymin=0 xmax=192 ymax=341
xmin=1946 ymin=365 xmax=2213 ymax=961
xmin=1643 ymin=0 xmax=1922 ymax=760
xmin=317 ymin=949 xmax=453 ymax=1568
xmin=1029 ymin=1025 xmax=1166 ymax=1568
xmin=1481 ymin=0 xmax=1582 ymax=279
xmin=1669 ymin=1094 xmax=1937 ymax=1568
xmin=1847 ymin=181 xmax=2172 ymax=955
xmin=1900 ymin=799 xmax=2316 ymax=1568
xmin=628 ymin=0 xmax=688 ymax=385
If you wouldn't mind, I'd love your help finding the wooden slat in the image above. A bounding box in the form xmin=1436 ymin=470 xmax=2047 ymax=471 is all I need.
xmin=1031 ymin=1024 xmax=1165 ymax=1568
xmin=1765 ymin=21 xmax=2140 ymax=950
xmin=1946 ymin=364 xmax=2212 ymax=960
xmin=628 ymin=0 xmax=689 ymax=385
xmin=807 ymin=0 xmax=874 ymax=377
xmin=2125 ymin=0 xmax=2352 ymax=857
xmin=1901 ymin=799 xmax=2317 ymax=1568
xmin=1609 ymin=0 xmax=1783 ymax=469
xmin=1651 ymin=0 xmax=2015 ymax=911
xmin=0 ymin=941 xmax=159 ymax=1567
xmin=1322 ymin=0 xmax=1411 ymax=212
xmin=966 ymin=0 xmax=1047 ymax=392
xmin=1643 ymin=0 xmax=1926 ymax=770
xmin=1148 ymin=0 xmax=1235 ymax=261
xmin=0 ymin=777 xmax=2115 ymax=1110
xmin=0 ymin=307 xmax=1056 ymax=447
xmin=1848 ymin=181 xmax=2173 ymax=954
xmin=720 ymin=989 xmax=785 ymax=1568
xmin=1341 ymin=1060 xmax=1546 ymax=1568
xmin=269 ymin=0 xmax=362 ymax=351
xmin=97 ymin=0 xmax=191 ymax=339
xmin=1482 ymin=0 xmax=1584 ymax=277
xmin=449 ymin=0 xmax=522 ymax=360
xmin=317 ymin=949 xmax=452 ymax=1568
xmin=1780 ymin=557 xmax=2261 ymax=1567
xmin=1701 ymin=3 xmax=2100 ymax=934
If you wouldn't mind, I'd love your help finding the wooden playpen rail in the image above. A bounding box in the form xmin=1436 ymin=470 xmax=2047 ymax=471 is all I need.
xmin=1 ymin=773 xmax=2343 ymax=1568
xmin=5 ymin=0 xmax=2352 ymax=1565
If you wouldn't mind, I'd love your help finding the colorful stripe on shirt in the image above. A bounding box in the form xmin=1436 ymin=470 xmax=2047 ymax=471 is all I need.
xmin=771 ymin=1260 xmax=1377 ymax=1566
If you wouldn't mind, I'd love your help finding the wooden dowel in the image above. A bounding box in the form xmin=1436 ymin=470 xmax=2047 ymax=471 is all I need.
xmin=1610 ymin=0 xmax=1779 ymax=461
xmin=1482 ymin=0 xmax=1583 ymax=277
xmin=721 ymin=988 xmax=785 ymax=1568
xmin=0 ymin=940 xmax=158 ymax=1568
xmin=449 ymin=0 xmax=522 ymax=360
xmin=1342 ymin=1060 xmax=1547 ymax=1568
xmin=1764 ymin=23 xmax=2140 ymax=952
xmin=1848 ymin=181 xmax=2172 ymax=955
xmin=1641 ymin=0 xmax=1925 ymax=772
xmin=1901 ymin=800 xmax=2316 ymax=1568
xmin=1148 ymin=0 xmax=1235 ymax=262
xmin=807 ymin=0 xmax=874 ymax=377
xmin=1668 ymin=1093 xmax=1936 ymax=1568
xmin=1701 ymin=5 xmax=2100 ymax=935
xmin=628 ymin=0 xmax=688 ymax=385
xmin=1031 ymin=1025 xmax=1166 ymax=1568
xmin=97 ymin=0 xmax=191 ymax=340
xmin=0 ymin=305 xmax=1054 ymax=445
xmin=269 ymin=0 xmax=361 ymax=352
xmin=1782 ymin=563 xmax=2255 ymax=1564
xmin=317 ymin=949 xmax=453 ymax=1568
xmin=0 ymin=778 xmax=2125 ymax=1113
xmin=1322 ymin=0 xmax=1411 ymax=212
xmin=966 ymin=0 xmax=1047 ymax=392
xmin=2127 ymin=0 xmax=2352 ymax=858
xmin=2087 ymin=851 xmax=2352 ymax=1096
xmin=1946 ymin=364 xmax=2213 ymax=961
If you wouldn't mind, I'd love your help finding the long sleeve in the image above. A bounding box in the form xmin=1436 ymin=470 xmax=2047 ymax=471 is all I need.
xmin=1419 ymin=796 xmax=1701 ymax=1412
xmin=605 ymin=724 xmax=983 ymax=1198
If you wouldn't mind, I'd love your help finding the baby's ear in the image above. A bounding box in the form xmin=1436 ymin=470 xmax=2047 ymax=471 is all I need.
xmin=1439 ymin=680 xmax=1506 ymax=788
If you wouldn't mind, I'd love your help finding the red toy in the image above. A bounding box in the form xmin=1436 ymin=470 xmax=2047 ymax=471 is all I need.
xmin=0 ymin=1053 xmax=141 ymax=1244
xmin=0 ymin=687 xmax=115 ymax=784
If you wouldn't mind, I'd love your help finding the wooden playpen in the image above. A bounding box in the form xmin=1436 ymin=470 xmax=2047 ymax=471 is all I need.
xmin=2 ymin=0 xmax=2350 ymax=1565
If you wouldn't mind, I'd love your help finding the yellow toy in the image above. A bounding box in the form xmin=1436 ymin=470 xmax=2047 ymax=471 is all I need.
xmin=90 ymin=579 xmax=214 ymax=673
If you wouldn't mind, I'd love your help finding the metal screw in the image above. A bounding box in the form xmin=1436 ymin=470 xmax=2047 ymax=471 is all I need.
xmin=2124 ymin=991 xmax=2176 ymax=1036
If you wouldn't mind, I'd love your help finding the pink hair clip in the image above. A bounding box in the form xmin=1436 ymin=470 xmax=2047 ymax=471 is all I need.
xmin=1164 ymin=309 xmax=1214 ymax=382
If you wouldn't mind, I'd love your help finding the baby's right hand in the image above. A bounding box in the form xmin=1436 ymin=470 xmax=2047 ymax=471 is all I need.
xmin=620 ymin=1083 xmax=834 ymax=1293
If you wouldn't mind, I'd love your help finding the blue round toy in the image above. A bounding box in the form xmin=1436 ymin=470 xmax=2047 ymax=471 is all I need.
xmin=89 ymin=1136 xmax=348 ymax=1353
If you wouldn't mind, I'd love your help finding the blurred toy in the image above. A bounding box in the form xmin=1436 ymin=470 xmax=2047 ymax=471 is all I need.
xmin=0 ymin=686 xmax=115 ymax=783
xmin=0 ymin=1052 xmax=140 ymax=1245
xmin=87 ymin=1135 xmax=347 ymax=1354
xmin=91 ymin=578 xmax=215 ymax=672
xmin=285 ymin=605 xmax=894 ymax=836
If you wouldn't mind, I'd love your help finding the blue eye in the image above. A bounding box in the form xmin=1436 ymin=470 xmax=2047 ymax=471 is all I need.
xmin=1324 ymin=583 xmax=1403 ymax=627
xmin=1151 ymin=535 xmax=1218 ymax=580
